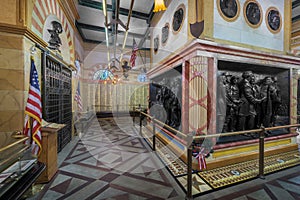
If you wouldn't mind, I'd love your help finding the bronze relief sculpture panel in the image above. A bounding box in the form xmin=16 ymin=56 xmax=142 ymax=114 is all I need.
xmin=149 ymin=66 xmax=182 ymax=130
xmin=216 ymin=61 xmax=289 ymax=144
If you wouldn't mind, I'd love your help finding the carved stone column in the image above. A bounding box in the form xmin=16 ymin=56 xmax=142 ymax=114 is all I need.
xmin=189 ymin=56 xmax=208 ymax=135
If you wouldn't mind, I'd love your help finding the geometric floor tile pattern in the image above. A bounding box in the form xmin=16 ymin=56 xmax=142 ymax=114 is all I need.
xmin=209 ymin=170 xmax=300 ymax=200
xmin=141 ymin=126 xmax=187 ymax=177
xmin=36 ymin=117 xmax=186 ymax=200
xmin=32 ymin=117 xmax=300 ymax=199
xmin=177 ymin=174 xmax=212 ymax=195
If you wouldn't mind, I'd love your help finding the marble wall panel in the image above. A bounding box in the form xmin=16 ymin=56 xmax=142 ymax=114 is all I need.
xmin=0 ymin=34 xmax=23 ymax=50
xmin=0 ymin=91 xmax=24 ymax=111
xmin=0 ymin=0 xmax=17 ymax=25
xmin=0 ymin=111 xmax=23 ymax=132
xmin=0 ymin=69 xmax=24 ymax=90
xmin=0 ymin=48 xmax=24 ymax=70
xmin=0 ymin=34 xmax=24 ymax=133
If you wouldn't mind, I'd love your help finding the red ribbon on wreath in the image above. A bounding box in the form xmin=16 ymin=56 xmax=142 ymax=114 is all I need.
xmin=194 ymin=147 xmax=207 ymax=171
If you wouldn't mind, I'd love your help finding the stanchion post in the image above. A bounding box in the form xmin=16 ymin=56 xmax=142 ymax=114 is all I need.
xmin=117 ymin=104 xmax=119 ymax=118
xmin=186 ymin=133 xmax=193 ymax=200
xmin=258 ymin=126 xmax=265 ymax=179
xmin=152 ymin=117 xmax=156 ymax=151
xmin=139 ymin=110 xmax=142 ymax=135
xmin=133 ymin=107 xmax=135 ymax=126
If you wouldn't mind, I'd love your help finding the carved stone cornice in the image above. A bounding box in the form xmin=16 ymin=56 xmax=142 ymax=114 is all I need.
xmin=0 ymin=23 xmax=48 ymax=47
xmin=148 ymin=39 xmax=300 ymax=78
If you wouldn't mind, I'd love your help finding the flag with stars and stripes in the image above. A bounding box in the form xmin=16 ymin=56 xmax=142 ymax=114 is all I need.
xmin=130 ymin=38 xmax=138 ymax=68
xmin=74 ymin=82 xmax=82 ymax=111
xmin=23 ymin=57 xmax=42 ymax=156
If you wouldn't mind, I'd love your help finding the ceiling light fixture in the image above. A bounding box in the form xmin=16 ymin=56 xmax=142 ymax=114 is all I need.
xmin=153 ymin=0 xmax=167 ymax=12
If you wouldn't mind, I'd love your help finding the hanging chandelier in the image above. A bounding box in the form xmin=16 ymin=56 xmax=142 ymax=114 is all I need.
xmin=153 ymin=0 xmax=166 ymax=12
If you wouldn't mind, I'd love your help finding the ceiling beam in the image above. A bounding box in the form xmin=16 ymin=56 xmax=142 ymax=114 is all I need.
xmin=78 ymin=0 xmax=150 ymax=21
xmin=76 ymin=21 xmax=150 ymax=39
xmin=147 ymin=5 xmax=155 ymax=24
xmin=293 ymin=0 xmax=300 ymax=8
xmin=293 ymin=15 xmax=300 ymax=23
xmin=76 ymin=21 xmax=104 ymax=44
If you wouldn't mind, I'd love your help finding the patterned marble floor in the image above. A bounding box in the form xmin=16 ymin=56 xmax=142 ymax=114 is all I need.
xmin=32 ymin=117 xmax=300 ymax=200
xmin=36 ymin=117 xmax=185 ymax=200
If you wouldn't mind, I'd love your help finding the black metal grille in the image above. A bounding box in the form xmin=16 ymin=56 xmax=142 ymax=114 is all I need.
xmin=42 ymin=53 xmax=72 ymax=152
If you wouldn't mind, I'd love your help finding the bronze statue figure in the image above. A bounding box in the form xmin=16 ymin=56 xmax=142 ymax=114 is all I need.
xmin=224 ymin=75 xmax=241 ymax=132
xmin=48 ymin=21 xmax=63 ymax=51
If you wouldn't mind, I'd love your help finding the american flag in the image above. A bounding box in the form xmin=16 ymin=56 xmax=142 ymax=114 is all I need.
xmin=74 ymin=82 xmax=82 ymax=111
xmin=130 ymin=38 xmax=138 ymax=67
xmin=23 ymin=57 xmax=42 ymax=156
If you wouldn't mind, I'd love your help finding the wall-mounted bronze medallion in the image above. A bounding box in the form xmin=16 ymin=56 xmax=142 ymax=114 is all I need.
xmin=266 ymin=7 xmax=281 ymax=33
xmin=161 ymin=23 xmax=169 ymax=46
xmin=154 ymin=36 xmax=159 ymax=54
xmin=172 ymin=4 xmax=185 ymax=34
xmin=244 ymin=0 xmax=262 ymax=28
xmin=218 ymin=0 xmax=240 ymax=21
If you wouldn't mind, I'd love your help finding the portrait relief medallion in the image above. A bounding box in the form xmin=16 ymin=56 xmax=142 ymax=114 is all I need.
xmin=161 ymin=23 xmax=169 ymax=46
xmin=244 ymin=0 xmax=262 ymax=28
xmin=218 ymin=0 xmax=240 ymax=21
xmin=266 ymin=7 xmax=281 ymax=33
xmin=172 ymin=4 xmax=185 ymax=34
xmin=154 ymin=36 xmax=159 ymax=54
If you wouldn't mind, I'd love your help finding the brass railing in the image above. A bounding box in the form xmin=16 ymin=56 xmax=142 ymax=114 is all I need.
xmin=94 ymin=104 xmax=147 ymax=117
xmin=138 ymin=111 xmax=300 ymax=199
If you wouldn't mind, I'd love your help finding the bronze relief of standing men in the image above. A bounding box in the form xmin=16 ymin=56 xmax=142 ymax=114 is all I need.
xmin=237 ymin=71 xmax=265 ymax=131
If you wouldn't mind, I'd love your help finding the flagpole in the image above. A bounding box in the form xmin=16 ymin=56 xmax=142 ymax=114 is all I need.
xmin=137 ymin=48 xmax=147 ymax=70
xmin=29 ymin=56 xmax=34 ymax=146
